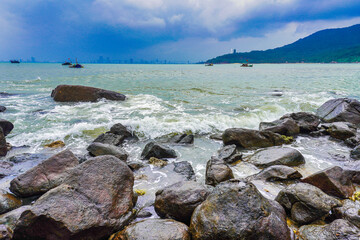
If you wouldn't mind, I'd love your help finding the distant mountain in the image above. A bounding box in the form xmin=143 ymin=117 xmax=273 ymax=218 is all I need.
xmin=206 ymin=24 xmax=360 ymax=63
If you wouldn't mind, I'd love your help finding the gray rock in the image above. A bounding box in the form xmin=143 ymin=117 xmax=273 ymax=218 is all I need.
xmin=205 ymin=157 xmax=234 ymax=186
xmin=275 ymin=183 xmax=341 ymax=225
xmin=217 ymin=144 xmax=238 ymax=162
xmin=169 ymin=134 xmax=194 ymax=144
xmin=190 ymin=180 xmax=291 ymax=240
xmin=87 ymin=142 xmax=128 ymax=161
xmin=127 ymin=161 xmax=145 ymax=171
xmin=141 ymin=142 xmax=177 ymax=159
xmin=0 ymin=128 xmax=7 ymax=157
xmin=334 ymin=200 xmax=360 ymax=228
xmin=93 ymin=132 xmax=125 ymax=146
xmin=350 ymin=145 xmax=360 ymax=160
xmin=110 ymin=219 xmax=191 ymax=240
xmin=345 ymin=135 xmax=360 ymax=148
xmin=259 ymin=118 xmax=300 ymax=136
xmin=210 ymin=133 xmax=223 ymax=140
xmin=248 ymin=165 xmax=302 ymax=182
xmin=0 ymin=161 xmax=12 ymax=179
xmin=0 ymin=119 xmax=13 ymax=136
xmin=321 ymin=122 xmax=357 ymax=140
xmin=155 ymin=181 xmax=210 ymax=224
xmin=299 ymin=219 xmax=360 ymax=240
xmin=7 ymin=153 xmax=49 ymax=164
xmin=316 ymin=98 xmax=360 ymax=124
xmin=0 ymin=106 xmax=6 ymax=113
xmin=0 ymin=191 xmax=22 ymax=215
xmin=172 ymin=161 xmax=196 ymax=181
xmin=248 ymin=147 xmax=305 ymax=168
xmin=223 ymin=128 xmax=287 ymax=149
xmin=281 ymin=112 xmax=321 ymax=133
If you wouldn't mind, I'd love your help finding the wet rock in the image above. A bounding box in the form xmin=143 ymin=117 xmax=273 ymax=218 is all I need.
xmin=51 ymin=84 xmax=126 ymax=102
xmin=0 ymin=106 xmax=6 ymax=113
xmin=87 ymin=142 xmax=128 ymax=161
xmin=110 ymin=219 xmax=190 ymax=240
xmin=316 ymin=98 xmax=360 ymax=124
xmin=44 ymin=140 xmax=65 ymax=148
xmin=350 ymin=145 xmax=360 ymax=160
xmin=345 ymin=135 xmax=360 ymax=148
xmin=205 ymin=157 xmax=234 ymax=186
xmin=217 ymin=144 xmax=242 ymax=164
xmin=334 ymin=200 xmax=360 ymax=228
xmin=322 ymin=122 xmax=357 ymax=140
xmin=0 ymin=224 xmax=12 ymax=240
xmin=248 ymin=147 xmax=305 ymax=168
xmin=94 ymin=123 xmax=136 ymax=146
xmin=136 ymin=209 xmax=152 ymax=218
xmin=281 ymin=112 xmax=321 ymax=133
xmin=248 ymin=165 xmax=302 ymax=182
xmin=299 ymin=219 xmax=360 ymax=240
xmin=0 ymin=129 xmax=7 ymax=157
xmin=172 ymin=161 xmax=196 ymax=181
xmin=0 ymin=92 xmax=16 ymax=98
xmin=141 ymin=142 xmax=177 ymax=159
xmin=110 ymin=123 xmax=132 ymax=136
xmin=0 ymin=206 xmax=31 ymax=231
xmin=0 ymin=191 xmax=22 ymax=214
xmin=190 ymin=180 xmax=291 ymax=240
xmin=0 ymin=120 xmax=13 ymax=136
xmin=223 ymin=128 xmax=286 ymax=149
xmin=169 ymin=134 xmax=194 ymax=144
xmin=210 ymin=133 xmax=222 ymax=140
xmin=275 ymin=183 xmax=341 ymax=225
xmin=301 ymin=166 xmax=355 ymax=199
xmin=344 ymin=168 xmax=360 ymax=184
xmin=149 ymin=157 xmax=168 ymax=167
xmin=155 ymin=181 xmax=210 ymax=224
xmin=127 ymin=161 xmax=144 ymax=171
xmin=259 ymin=118 xmax=300 ymax=136
xmin=7 ymin=153 xmax=49 ymax=164
xmin=9 ymin=150 xmax=79 ymax=197
xmin=12 ymin=155 xmax=135 ymax=240
xmin=0 ymin=161 xmax=13 ymax=179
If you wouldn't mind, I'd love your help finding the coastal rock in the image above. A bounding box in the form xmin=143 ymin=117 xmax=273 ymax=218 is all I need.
xmin=127 ymin=161 xmax=144 ymax=171
xmin=259 ymin=118 xmax=300 ymax=136
xmin=9 ymin=150 xmax=79 ymax=197
xmin=172 ymin=161 xmax=196 ymax=181
xmin=205 ymin=157 xmax=234 ymax=186
xmin=0 ymin=206 xmax=31 ymax=232
xmin=248 ymin=147 xmax=305 ymax=168
xmin=345 ymin=135 xmax=360 ymax=148
xmin=0 ymin=161 xmax=13 ymax=179
xmin=87 ymin=142 xmax=128 ymax=161
xmin=301 ymin=166 xmax=355 ymax=198
xmin=281 ymin=112 xmax=321 ymax=133
xmin=141 ymin=142 xmax=177 ymax=159
xmin=44 ymin=140 xmax=65 ymax=148
xmin=190 ymin=180 xmax=291 ymax=240
xmin=322 ymin=122 xmax=357 ymax=140
xmin=8 ymin=152 xmax=49 ymax=164
xmin=0 ymin=129 xmax=7 ymax=157
xmin=0 ymin=106 xmax=6 ymax=113
xmin=350 ymin=145 xmax=360 ymax=160
xmin=334 ymin=200 xmax=360 ymax=228
xmin=299 ymin=219 xmax=360 ymax=240
xmin=0 ymin=119 xmax=13 ymax=136
xmin=248 ymin=165 xmax=302 ymax=182
xmin=0 ymin=191 xmax=22 ymax=215
xmin=217 ymin=144 xmax=243 ymax=164
xmin=149 ymin=157 xmax=168 ymax=167
xmin=275 ymin=183 xmax=341 ymax=225
xmin=210 ymin=133 xmax=223 ymax=140
xmin=155 ymin=181 xmax=210 ymax=224
xmin=0 ymin=224 xmax=12 ymax=240
xmin=222 ymin=128 xmax=286 ymax=149
xmin=51 ymin=84 xmax=126 ymax=102
xmin=12 ymin=155 xmax=135 ymax=240
xmin=110 ymin=219 xmax=190 ymax=240
xmin=316 ymin=98 xmax=360 ymax=124
xmin=93 ymin=123 xmax=136 ymax=146
xmin=169 ymin=134 xmax=194 ymax=144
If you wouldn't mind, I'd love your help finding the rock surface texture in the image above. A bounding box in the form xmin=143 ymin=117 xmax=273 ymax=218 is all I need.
xmin=316 ymin=98 xmax=360 ymax=124
xmin=205 ymin=157 xmax=234 ymax=186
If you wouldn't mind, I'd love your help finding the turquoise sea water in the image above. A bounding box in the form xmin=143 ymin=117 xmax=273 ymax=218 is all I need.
xmin=1 ymin=63 xmax=360 ymax=201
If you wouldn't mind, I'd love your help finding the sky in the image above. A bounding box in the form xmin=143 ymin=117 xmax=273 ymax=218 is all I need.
xmin=1 ymin=0 xmax=360 ymax=62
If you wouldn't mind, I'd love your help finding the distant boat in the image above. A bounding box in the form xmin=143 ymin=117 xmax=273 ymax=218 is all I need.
xmin=62 ymin=58 xmax=72 ymax=65
xmin=69 ymin=58 xmax=84 ymax=68
xmin=240 ymin=63 xmax=253 ymax=67
xmin=205 ymin=63 xmax=213 ymax=66
xmin=10 ymin=60 xmax=20 ymax=63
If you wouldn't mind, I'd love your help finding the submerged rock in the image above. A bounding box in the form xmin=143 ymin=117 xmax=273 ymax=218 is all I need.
xmin=210 ymin=133 xmax=223 ymax=140
xmin=141 ymin=142 xmax=177 ymax=159
xmin=322 ymin=122 xmax=357 ymax=140
xmin=51 ymin=84 xmax=126 ymax=102
xmin=0 ymin=119 xmax=13 ymax=136
xmin=0 ymin=128 xmax=7 ymax=157
xmin=301 ymin=166 xmax=355 ymax=199
xmin=275 ymin=183 xmax=341 ymax=225
xmin=259 ymin=118 xmax=300 ymax=136
xmin=248 ymin=147 xmax=305 ymax=168
xmin=44 ymin=140 xmax=65 ymax=148
xmin=12 ymin=155 xmax=135 ymax=240
xmin=0 ymin=191 xmax=22 ymax=215
xmin=345 ymin=135 xmax=360 ymax=148
xmin=0 ymin=106 xmax=6 ymax=112
xmin=9 ymin=150 xmax=79 ymax=197
xmin=155 ymin=181 xmax=210 ymax=224
xmin=281 ymin=112 xmax=321 ymax=133
xmin=205 ymin=157 xmax=234 ymax=186
xmin=350 ymin=145 xmax=360 ymax=160
xmin=299 ymin=219 xmax=360 ymax=240
xmin=334 ymin=199 xmax=360 ymax=228
xmin=222 ymin=128 xmax=286 ymax=149
xmin=316 ymin=98 xmax=360 ymax=124
xmin=172 ymin=161 xmax=196 ymax=181
xmin=93 ymin=123 xmax=136 ymax=146
xmin=110 ymin=219 xmax=190 ymax=240
xmin=149 ymin=157 xmax=168 ymax=167
xmin=169 ymin=133 xmax=194 ymax=144
xmin=248 ymin=165 xmax=302 ymax=182
xmin=190 ymin=180 xmax=291 ymax=240
xmin=87 ymin=142 xmax=128 ymax=161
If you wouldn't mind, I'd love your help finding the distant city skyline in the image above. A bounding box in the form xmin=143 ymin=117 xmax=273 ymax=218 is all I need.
xmin=1 ymin=0 xmax=360 ymax=62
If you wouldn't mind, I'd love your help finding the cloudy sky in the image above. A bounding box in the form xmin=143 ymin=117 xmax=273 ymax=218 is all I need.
xmin=1 ymin=0 xmax=360 ymax=62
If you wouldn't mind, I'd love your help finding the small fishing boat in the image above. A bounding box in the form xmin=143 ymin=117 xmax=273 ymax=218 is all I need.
xmin=240 ymin=63 xmax=253 ymax=67
xmin=205 ymin=63 xmax=213 ymax=66
xmin=10 ymin=60 xmax=20 ymax=63
xmin=69 ymin=58 xmax=84 ymax=68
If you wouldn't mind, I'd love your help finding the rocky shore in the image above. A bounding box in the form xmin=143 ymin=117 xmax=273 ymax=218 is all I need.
xmin=0 ymin=85 xmax=359 ymax=239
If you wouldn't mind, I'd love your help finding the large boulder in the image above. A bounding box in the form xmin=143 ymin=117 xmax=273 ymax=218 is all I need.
xmin=299 ymin=219 xmax=360 ymax=240
xmin=321 ymin=122 xmax=357 ymax=140
xmin=316 ymin=98 xmax=360 ymax=124
xmin=259 ymin=118 xmax=300 ymax=136
xmin=190 ymin=180 xmax=291 ymax=240
xmin=248 ymin=165 xmax=302 ymax=182
xmin=9 ymin=150 xmax=79 ymax=197
xmin=0 ymin=191 xmax=22 ymax=214
xmin=110 ymin=219 xmax=190 ymax=240
xmin=205 ymin=157 xmax=234 ymax=186
xmin=141 ymin=142 xmax=177 ymax=159
xmin=275 ymin=183 xmax=341 ymax=225
xmin=0 ymin=128 xmax=7 ymax=157
xmin=248 ymin=147 xmax=305 ymax=168
xmin=87 ymin=142 xmax=128 ymax=161
xmin=301 ymin=166 xmax=355 ymax=199
xmin=334 ymin=200 xmax=360 ymax=228
xmin=155 ymin=181 xmax=210 ymax=224
xmin=51 ymin=85 xmax=126 ymax=102
xmin=280 ymin=112 xmax=321 ymax=133
xmin=12 ymin=155 xmax=135 ymax=240
xmin=0 ymin=119 xmax=13 ymax=136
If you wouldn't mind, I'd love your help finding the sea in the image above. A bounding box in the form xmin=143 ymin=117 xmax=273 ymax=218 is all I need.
xmin=1 ymin=63 xmax=360 ymax=206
